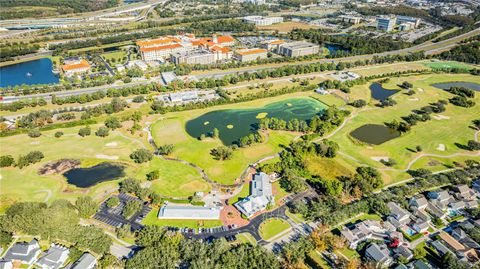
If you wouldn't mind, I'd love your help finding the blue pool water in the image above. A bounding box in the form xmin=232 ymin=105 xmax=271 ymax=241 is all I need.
xmin=406 ymin=228 xmax=416 ymax=236
xmin=0 ymin=58 xmax=59 ymax=88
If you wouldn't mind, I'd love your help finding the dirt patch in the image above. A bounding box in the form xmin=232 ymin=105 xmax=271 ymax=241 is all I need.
xmin=95 ymin=154 xmax=119 ymax=160
xmin=436 ymin=144 xmax=446 ymax=151
xmin=371 ymin=156 xmax=389 ymax=162
xmin=408 ymin=97 xmax=419 ymax=101
xmin=105 ymin=142 xmax=118 ymax=147
xmin=38 ymin=159 xmax=80 ymax=175
xmin=432 ymin=115 xmax=450 ymax=120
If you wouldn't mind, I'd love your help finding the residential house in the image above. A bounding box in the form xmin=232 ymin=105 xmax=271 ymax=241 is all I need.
xmin=412 ymin=219 xmax=429 ymax=233
xmin=409 ymin=195 xmax=428 ymax=211
xmin=62 ymin=60 xmax=91 ymax=77
xmin=438 ymin=231 xmax=479 ymax=262
xmin=340 ymin=220 xmax=386 ymax=249
xmin=365 ymin=243 xmax=393 ymax=267
xmin=427 ymin=190 xmax=454 ymax=210
xmin=429 ymin=240 xmax=454 ymax=256
xmin=235 ymin=173 xmax=274 ymax=218
xmin=452 ymin=228 xmax=480 ymax=250
xmin=472 ymin=179 xmax=480 ymax=193
xmin=394 ymin=244 xmax=413 ymax=261
xmin=3 ymin=239 xmax=41 ymax=265
xmin=70 ymin=253 xmax=96 ymax=269
xmin=453 ymin=185 xmax=476 ymax=201
xmin=0 ymin=261 xmax=13 ymax=269
xmin=36 ymin=244 xmax=70 ymax=269
xmin=387 ymin=202 xmax=411 ymax=228
xmin=409 ymin=259 xmax=432 ymax=269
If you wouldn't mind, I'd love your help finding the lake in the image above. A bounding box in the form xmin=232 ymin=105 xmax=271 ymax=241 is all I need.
xmin=370 ymin=83 xmax=400 ymax=101
xmin=0 ymin=58 xmax=59 ymax=88
xmin=325 ymin=43 xmax=348 ymax=53
xmin=185 ymin=98 xmax=328 ymax=145
xmin=63 ymin=162 xmax=125 ymax=188
xmin=431 ymin=82 xmax=480 ymax=91
xmin=350 ymin=124 xmax=401 ymax=145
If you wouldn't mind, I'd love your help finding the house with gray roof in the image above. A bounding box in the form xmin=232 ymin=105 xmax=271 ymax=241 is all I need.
xmin=409 ymin=259 xmax=432 ymax=269
xmin=3 ymin=239 xmax=41 ymax=265
xmin=365 ymin=243 xmax=393 ymax=267
xmin=453 ymin=184 xmax=476 ymax=201
xmin=412 ymin=219 xmax=429 ymax=233
xmin=340 ymin=220 xmax=386 ymax=249
xmin=387 ymin=202 xmax=411 ymax=228
xmin=394 ymin=244 xmax=413 ymax=261
xmin=427 ymin=190 xmax=454 ymax=210
xmin=452 ymin=228 xmax=480 ymax=249
xmin=70 ymin=253 xmax=96 ymax=269
xmin=0 ymin=261 xmax=13 ymax=269
xmin=429 ymin=240 xmax=454 ymax=256
xmin=36 ymin=244 xmax=69 ymax=269
xmin=409 ymin=195 xmax=428 ymax=210
xmin=235 ymin=173 xmax=274 ymax=218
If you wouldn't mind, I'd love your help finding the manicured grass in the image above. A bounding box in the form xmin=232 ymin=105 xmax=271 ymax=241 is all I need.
xmin=423 ymin=60 xmax=473 ymax=71
xmin=273 ymin=181 xmax=290 ymax=206
xmin=308 ymin=251 xmax=331 ymax=269
xmin=351 ymin=61 xmax=430 ymax=77
xmin=257 ymin=21 xmax=320 ymax=32
xmin=150 ymin=93 xmax=329 ymax=185
xmin=142 ymin=157 xmax=210 ymax=198
xmin=286 ymin=209 xmax=306 ymax=224
xmin=102 ymin=50 xmax=127 ymax=62
xmin=229 ymin=184 xmax=251 ymax=204
xmin=142 ymin=208 xmax=222 ymax=228
xmin=337 ymin=247 xmax=361 ymax=259
xmin=258 ymin=218 xmax=291 ymax=241
xmin=329 ymin=73 xmax=480 ymax=185
xmin=236 ymin=232 xmax=257 ymax=245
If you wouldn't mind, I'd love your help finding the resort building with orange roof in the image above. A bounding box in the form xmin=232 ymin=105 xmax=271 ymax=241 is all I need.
xmin=139 ymin=43 xmax=191 ymax=62
xmin=61 ymin=59 xmax=91 ymax=77
xmin=233 ymin=48 xmax=267 ymax=62
xmin=260 ymin=39 xmax=285 ymax=52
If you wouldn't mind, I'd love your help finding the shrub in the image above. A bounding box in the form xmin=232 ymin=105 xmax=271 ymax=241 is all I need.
xmin=106 ymin=196 xmax=120 ymax=208
xmin=146 ymin=170 xmax=160 ymax=181
xmin=0 ymin=155 xmax=15 ymax=167
xmin=78 ymin=127 xmax=91 ymax=137
xmin=210 ymin=146 xmax=233 ymax=160
xmin=16 ymin=151 xmax=44 ymax=168
xmin=54 ymin=131 xmax=64 ymax=138
xmin=27 ymin=129 xmax=41 ymax=138
xmin=95 ymin=127 xmax=110 ymax=137
xmin=105 ymin=117 xmax=122 ymax=130
xmin=157 ymin=144 xmax=174 ymax=155
xmin=132 ymin=96 xmax=145 ymax=103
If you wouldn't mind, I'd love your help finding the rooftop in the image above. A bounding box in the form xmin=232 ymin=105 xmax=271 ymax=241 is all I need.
xmin=140 ymin=43 xmax=183 ymax=52
xmin=235 ymin=48 xmax=267 ymax=56
xmin=158 ymin=204 xmax=221 ymax=220
xmin=62 ymin=60 xmax=90 ymax=71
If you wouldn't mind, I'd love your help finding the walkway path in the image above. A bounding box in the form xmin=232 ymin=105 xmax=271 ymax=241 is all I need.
xmin=35 ymin=189 xmax=52 ymax=203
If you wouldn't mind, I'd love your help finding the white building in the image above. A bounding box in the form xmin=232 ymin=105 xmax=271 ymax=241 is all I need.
xmin=339 ymin=15 xmax=361 ymax=24
xmin=235 ymin=173 xmax=274 ymax=218
xmin=71 ymin=253 xmax=96 ymax=269
xmin=158 ymin=204 xmax=221 ymax=220
xmin=36 ymin=244 xmax=69 ymax=269
xmin=243 ymin=16 xmax=284 ymax=26
xmin=3 ymin=239 xmax=41 ymax=265
xmin=168 ymin=91 xmax=199 ymax=103
xmin=171 ymin=49 xmax=216 ymax=65
xmin=140 ymin=43 xmax=190 ymax=62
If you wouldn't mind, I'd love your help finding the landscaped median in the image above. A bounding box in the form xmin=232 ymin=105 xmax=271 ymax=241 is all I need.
xmin=258 ymin=218 xmax=291 ymax=241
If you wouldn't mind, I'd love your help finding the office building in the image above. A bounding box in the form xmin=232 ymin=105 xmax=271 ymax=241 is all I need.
xmin=171 ymin=49 xmax=216 ymax=65
xmin=396 ymin=16 xmax=421 ymax=28
xmin=243 ymin=16 xmax=284 ymax=26
xmin=234 ymin=48 xmax=268 ymax=62
xmin=377 ymin=17 xmax=396 ymax=31
xmin=277 ymin=41 xmax=320 ymax=57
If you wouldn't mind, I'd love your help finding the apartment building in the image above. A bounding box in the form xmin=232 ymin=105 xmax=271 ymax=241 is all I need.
xmin=140 ymin=43 xmax=191 ymax=61
xmin=260 ymin=39 xmax=285 ymax=52
xmin=62 ymin=59 xmax=91 ymax=77
xmin=243 ymin=16 xmax=284 ymax=26
xmin=376 ymin=17 xmax=396 ymax=32
xmin=171 ymin=49 xmax=216 ymax=65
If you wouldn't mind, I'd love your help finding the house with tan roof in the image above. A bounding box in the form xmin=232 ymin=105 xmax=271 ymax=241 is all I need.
xmin=62 ymin=60 xmax=90 ymax=77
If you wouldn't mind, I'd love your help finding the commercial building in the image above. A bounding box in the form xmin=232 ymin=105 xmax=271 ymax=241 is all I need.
xmin=171 ymin=49 xmax=216 ymax=65
xmin=140 ymin=43 xmax=190 ymax=62
xmin=339 ymin=15 xmax=361 ymax=24
xmin=277 ymin=41 xmax=320 ymax=57
xmin=209 ymin=45 xmax=232 ymax=62
xmin=158 ymin=204 xmax=221 ymax=220
xmin=399 ymin=22 xmax=415 ymax=31
xmin=260 ymin=39 xmax=285 ymax=52
xmin=396 ymin=16 xmax=421 ymax=28
xmin=234 ymin=48 xmax=268 ymax=62
xmin=168 ymin=91 xmax=199 ymax=103
xmin=235 ymin=173 xmax=274 ymax=218
xmin=376 ymin=17 xmax=396 ymax=32
xmin=62 ymin=59 xmax=91 ymax=77
xmin=243 ymin=16 xmax=284 ymax=26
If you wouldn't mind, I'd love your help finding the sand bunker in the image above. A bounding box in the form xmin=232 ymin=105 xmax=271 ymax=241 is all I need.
xmin=433 ymin=115 xmax=450 ymax=120
xmin=418 ymin=88 xmax=424 ymax=92
xmin=408 ymin=98 xmax=419 ymax=101
xmin=105 ymin=142 xmax=118 ymax=147
xmin=256 ymin=112 xmax=268 ymax=119
xmin=95 ymin=154 xmax=119 ymax=160
xmin=437 ymin=144 xmax=446 ymax=151
xmin=227 ymin=124 xmax=234 ymax=129
xmin=286 ymin=103 xmax=292 ymax=107
xmin=204 ymin=121 xmax=210 ymax=125
xmin=30 ymin=141 xmax=40 ymax=145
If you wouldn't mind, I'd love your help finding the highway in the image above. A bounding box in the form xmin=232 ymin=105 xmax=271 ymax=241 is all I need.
xmin=1 ymin=27 xmax=478 ymax=103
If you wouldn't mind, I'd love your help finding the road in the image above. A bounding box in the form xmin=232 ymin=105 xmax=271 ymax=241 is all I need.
xmin=1 ymin=27 xmax=478 ymax=103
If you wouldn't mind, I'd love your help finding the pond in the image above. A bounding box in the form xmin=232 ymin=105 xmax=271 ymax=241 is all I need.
xmin=325 ymin=43 xmax=349 ymax=53
xmin=185 ymin=98 xmax=328 ymax=145
xmin=0 ymin=58 xmax=59 ymax=88
xmin=350 ymin=124 xmax=401 ymax=145
xmin=63 ymin=162 xmax=125 ymax=188
xmin=431 ymin=82 xmax=480 ymax=91
xmin=370 ymin=83 xmax=400 ymax=101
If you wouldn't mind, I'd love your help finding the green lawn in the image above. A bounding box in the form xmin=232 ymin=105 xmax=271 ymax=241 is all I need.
xmin=137 ymin=156 xmax=210 ymax=198
xmin=236 ymin=232 xmax=257 ymax=245
xmin=142 ymin=208 xmax=222 ymax=228
xmin=102 ymin=50 xmax=127 ymax=63
xmin=286 ymin=209 xmax=306 ymax=224
xmin=329 ymin=73 xmax=480 ymax=185
xmin=423 ymin=60 xmax=474 ymax=71
xmin=308 ymin=251 xmax=331 ymax=269
xmin=258 ymin=218 xmax=291 ymax=241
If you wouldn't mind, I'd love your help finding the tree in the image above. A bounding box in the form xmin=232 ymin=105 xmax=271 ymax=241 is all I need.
xmin=78 ymin=126 xmax=91 ymax=137
xmin=349 ymin=99 xmax=367 ymax=108
xmin=75 ymin=196 xmax=98 ymax=218
xmin=95 ymin=127 xmax=110 ymax=137
xmin=210 ymin=146 xmax=233 ymax=160
xmin=0 ymin=230 xmax=13 ymax=247
xmin=413 ymin=246 xmax=427 ymax=259
xmin=27 ymin=129 xmax=41 ymax=138
xmin=116 ymin=224 xmax=132 ymax=239
xmin=105 ymin=117 xmax=122 ymax=130
xmin=0 ymin=155 xmax=15 ymax=167
xmin=130 ymin=149 xmax=153 ymax=163
xmin=416 ymin=145 xmax=423 ymax=152
xmin=16 ymin=151 xmax=44 ymax=169
xmin=54 ymin=131 xmax=64 ymax=138
xmin=467 ymin=140 xmax=480 ymax=151
xmin=99 ymin=254 xmax=118 ymax=269
xmin=119 ymin=178 xmax=141 ymax=194
xmin=157 ymin=144 xmax=174 ymax=155
xmin=122 ymin=200 xmax=142 ymax=219
xmin=146 ymin=170 xmax=160 ymax=181
xmin=132 ymin=95 xmax=145 ymax=103
xmin=106 ymin=196 xmax=120 ymax=208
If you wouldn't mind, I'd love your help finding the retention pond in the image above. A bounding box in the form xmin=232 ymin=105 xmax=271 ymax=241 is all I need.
xmin=350 ymin=124 xmax=401 ymax=145
xmin=63 ymin=162 xmax=125 ymax=188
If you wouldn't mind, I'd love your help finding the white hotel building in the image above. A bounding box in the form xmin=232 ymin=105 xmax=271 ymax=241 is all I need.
xmin=243 ymin=16 xmax=284 ymax=26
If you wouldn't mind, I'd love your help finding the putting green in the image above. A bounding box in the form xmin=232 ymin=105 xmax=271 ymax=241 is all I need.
xmin=256 ymin=112 xmax=268 ymax=119
xmin=227 ymin=124 xmax=234 ymax=129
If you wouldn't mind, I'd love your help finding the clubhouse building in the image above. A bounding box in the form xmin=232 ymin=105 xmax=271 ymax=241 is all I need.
xmin=235 ymin=172 xmax=274 ymax=218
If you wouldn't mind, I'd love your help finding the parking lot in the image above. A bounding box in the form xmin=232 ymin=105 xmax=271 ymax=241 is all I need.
xmin=93 ymin=193 xmax=151 ymax=231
